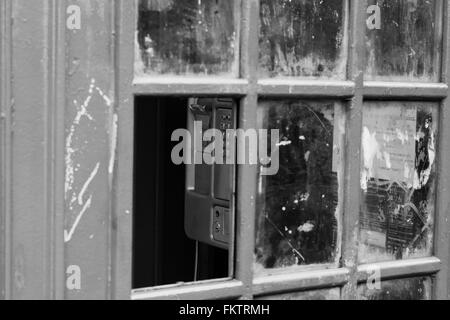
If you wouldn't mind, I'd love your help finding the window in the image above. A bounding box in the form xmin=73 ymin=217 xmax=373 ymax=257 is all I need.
xmin=136 ymin=0 xmax=240 ymax=77
xmin=360 ymin=101 xmax=438 ymax=264
xmin=259 ymin=0 xmax=348 ymax=79
xmin=120 ymin=0 xmax=450 ymax=300
xmin=133 ymin=97 xmax=232 ymax=289
xmin=255 ymin=100 xmax=345 ymax=274
xmin=357 ymin=277 xmax=432 ymax=300
xmin=365 ymin=0 xmax=442 ymax=81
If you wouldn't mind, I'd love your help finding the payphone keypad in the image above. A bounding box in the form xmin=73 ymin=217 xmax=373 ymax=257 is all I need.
xmin=216 ymin=108 xmax=234 ymax=163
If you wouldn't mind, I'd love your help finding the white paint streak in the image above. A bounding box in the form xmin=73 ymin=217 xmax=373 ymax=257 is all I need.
xmin=64 ymin=78 xmax=115 ymax=241
xmin=65 ymin=84 xmax=95 ymax=206
xmin=64 ymin=196 xmax=93 ymax=243
xmin=276 ymin=140 xmax=292 ymax=147
xmin=65 ymin=78 xmax=114 ymax=205
xmin=95 ymin=86 xmax=113 ymax=107
xmin=383 ymin=151 xmax=391 ymax=169
xmin=109 ymin=113 xmax=118 ymax=177
xmin=78 ymin=162 xmax=100 ymax=206
xmin=298 ymin=222 xmax=315 ymax=233
xmin=361 ymin=127 xmax=380 ymax=192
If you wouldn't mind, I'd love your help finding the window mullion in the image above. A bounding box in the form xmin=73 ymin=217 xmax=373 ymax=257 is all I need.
xmin=235 ymin=0 xmax=260 ymax=300
xmin=114 ymin=0 xmax=137 ymax=300
xmin=341 ymin=0 xmax=366 ymax=301
xmin=435 ymin=0 xmax=450 ymax=300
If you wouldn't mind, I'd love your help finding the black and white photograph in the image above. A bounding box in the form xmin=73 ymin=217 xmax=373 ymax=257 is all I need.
xmin=1 ymin=0 xmax=450 ymax=307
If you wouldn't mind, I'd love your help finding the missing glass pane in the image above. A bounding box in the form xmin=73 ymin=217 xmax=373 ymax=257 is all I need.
xmin=360 ymin=102 xmax=437 ymax=264
xmin=133 ymin=97 xmax=232 ymax=289
xmin=365 ymin=0 xmax=442 ymax=82
xmin=259 ymin=0 xmax=348 ymax=79
xmin=255 ymin=100 xmax=345 ymax=276
xmin=136 ymin=0 xmax=239 ymax=77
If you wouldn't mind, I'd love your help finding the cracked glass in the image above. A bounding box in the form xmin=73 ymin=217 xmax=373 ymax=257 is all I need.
xmin=255 ymin=100 xmax=345 ymax=276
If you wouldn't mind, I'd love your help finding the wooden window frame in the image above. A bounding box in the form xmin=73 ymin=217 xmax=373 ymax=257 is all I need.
xmin=114 ymin=0 xmax=450 ymax=300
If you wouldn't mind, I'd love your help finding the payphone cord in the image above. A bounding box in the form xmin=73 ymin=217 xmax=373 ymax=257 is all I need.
xmin=194 ymin=240 xmax=199 ymax=282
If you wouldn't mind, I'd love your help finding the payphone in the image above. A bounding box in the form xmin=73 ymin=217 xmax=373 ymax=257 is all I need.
xmin=185 ymin=98 xmax=237 ymax=249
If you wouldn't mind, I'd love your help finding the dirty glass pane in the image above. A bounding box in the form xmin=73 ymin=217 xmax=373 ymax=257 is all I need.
xmin=255 ymin=100 xmax=345 ymax=276
xmin=258 ymin=288 xmax=340 ymax=300
xmin=136 ymin=0 xmax=239 ymax=77
xmin=365 ymin=0 xmax=442 ymax=81
xmin=259 ymin=0 xmax=348 ymax=79
xmin=360 ymin=102 xmax=438 ymax=264
xmin=358 ymin=277 xmax=431 ymax=300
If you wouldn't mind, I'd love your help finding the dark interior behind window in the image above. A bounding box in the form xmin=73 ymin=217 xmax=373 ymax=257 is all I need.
xmin=133 ymin=97 xmax=228 ymax=289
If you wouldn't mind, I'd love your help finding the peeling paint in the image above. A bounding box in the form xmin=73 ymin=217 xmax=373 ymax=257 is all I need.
xmin=361 ymin=126 xmax=380 ymax=192
xmin=360 ymin=102 xmax=437 ymax=264
xmin=413 ymin=124 xmax=435 ymax=190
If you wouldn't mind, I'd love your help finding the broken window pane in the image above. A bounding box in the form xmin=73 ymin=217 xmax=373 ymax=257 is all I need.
xmin=358 ymin=277 xmax=431 ymax=300
xmin=255 ymin=100 xmax=345 ymax=276
xmin=259 ymin=0 xmax=348 ymax=79
xmin=360 ymin=102 xmax=437 ymax=264
xmin=365 ymin=0 xmax=442 ymax=81
xmin=136 ymin=0 xmax=239 ymax=77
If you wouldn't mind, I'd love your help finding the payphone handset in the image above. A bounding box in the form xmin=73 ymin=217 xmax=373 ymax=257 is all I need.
xmin=185 ymin=98 xmax=236 ymax=249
